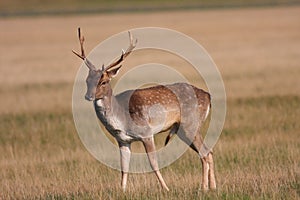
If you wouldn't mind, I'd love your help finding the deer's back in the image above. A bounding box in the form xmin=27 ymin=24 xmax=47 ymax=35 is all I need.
xmin=116 ymin=83 xmax=210 ymax=132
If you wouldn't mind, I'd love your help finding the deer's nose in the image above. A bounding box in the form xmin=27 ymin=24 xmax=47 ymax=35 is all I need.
xmin=85 ymin=94 xmax=94 ymax=101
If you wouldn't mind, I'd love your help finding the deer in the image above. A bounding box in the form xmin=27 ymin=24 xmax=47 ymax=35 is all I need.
xmin=72 ymin=28 xmax=216 ymax=191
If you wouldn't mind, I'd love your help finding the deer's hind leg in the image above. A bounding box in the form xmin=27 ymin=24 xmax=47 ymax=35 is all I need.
xmin=191 ymin=126 xmax=216 ymax=190
xmin=192 ymin=132 xmax=216 ymax=190
xmin=177 ymin=126 xmax=216 ymax=190
xmin=207 ymin=152 xmax=216 ymax=189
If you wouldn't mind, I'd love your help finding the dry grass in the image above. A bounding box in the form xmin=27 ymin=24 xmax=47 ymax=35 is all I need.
xmin=0 ymin=6 xmax=300 ymax=199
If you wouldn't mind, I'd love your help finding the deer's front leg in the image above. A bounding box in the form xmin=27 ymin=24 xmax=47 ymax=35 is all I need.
xmin=142 ymin=137 xmax=169 ymax=191
xmin=118 ymin=142 xmax=131 ymax=192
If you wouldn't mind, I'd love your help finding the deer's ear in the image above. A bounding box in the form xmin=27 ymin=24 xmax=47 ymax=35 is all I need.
xmin=107 ymin=65 xmax=122 ymax=78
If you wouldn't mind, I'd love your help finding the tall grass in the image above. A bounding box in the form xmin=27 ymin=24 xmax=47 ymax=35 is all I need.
xmin=0 ymin=96 xmax=299 ymax=199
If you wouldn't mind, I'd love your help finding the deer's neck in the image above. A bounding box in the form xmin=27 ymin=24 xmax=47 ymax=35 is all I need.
xmin=93 ymin=86 xmax=127 ymax=132
xmin=94 ymin=86 xmax=114 ymax=114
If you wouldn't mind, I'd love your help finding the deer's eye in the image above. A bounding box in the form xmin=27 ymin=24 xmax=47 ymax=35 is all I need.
xmin=100 ymin=81 xmax=107 ymax=86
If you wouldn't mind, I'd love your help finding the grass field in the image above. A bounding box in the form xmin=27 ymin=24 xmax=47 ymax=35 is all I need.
xmin=0 ymin=5 xmax=300 ymax=200
xmin=1 ymin=0 xmax=299 ymax=16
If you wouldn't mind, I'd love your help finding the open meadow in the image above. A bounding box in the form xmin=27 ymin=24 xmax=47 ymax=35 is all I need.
xmin=0 ymin=5 xmax=299 ymax=199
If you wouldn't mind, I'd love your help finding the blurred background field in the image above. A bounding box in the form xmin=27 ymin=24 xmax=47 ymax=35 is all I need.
xmin=0 ymin=1 xmax=300 ymax=199
xmin=1 ymin=0 xmax=299 ymax=16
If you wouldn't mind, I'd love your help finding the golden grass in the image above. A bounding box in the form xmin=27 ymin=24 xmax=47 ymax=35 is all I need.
xmin=0 ymin=6 xmax=300 ymax=199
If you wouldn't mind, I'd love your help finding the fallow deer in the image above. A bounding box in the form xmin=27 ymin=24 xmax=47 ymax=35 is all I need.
xmin=72 ymin=28 xmax=216 ymax=191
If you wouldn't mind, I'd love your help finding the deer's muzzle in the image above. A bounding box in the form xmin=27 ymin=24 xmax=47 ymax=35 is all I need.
xmin=85 ymin=94 xmax=95 ymax=101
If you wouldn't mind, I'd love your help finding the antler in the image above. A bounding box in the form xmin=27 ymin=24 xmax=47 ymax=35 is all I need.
xmin=104 ymin=31 xmax=137 ymax=72
xmin=72 ymin=28 xmax=96 ymax=71
xmin=73 ymin=28 xmax=137 ymax=72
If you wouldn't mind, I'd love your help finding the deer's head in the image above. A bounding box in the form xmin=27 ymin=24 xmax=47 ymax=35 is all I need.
xmin=72 ymin=28 xmax=137 ymax=101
